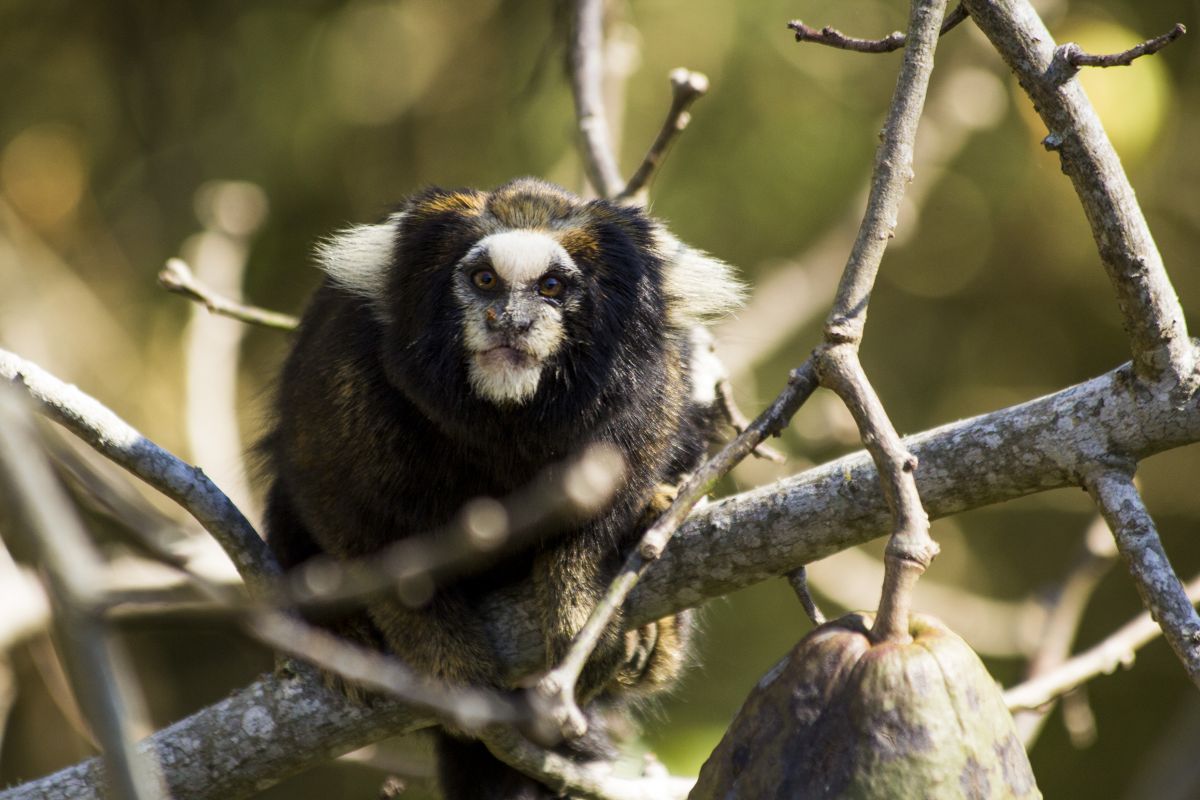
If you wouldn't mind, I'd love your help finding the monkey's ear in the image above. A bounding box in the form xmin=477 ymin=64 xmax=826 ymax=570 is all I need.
xmin=313 ymin=212 xmax=405 ymax=300
xmin=654 ymin=228 xmax=746 ymax=329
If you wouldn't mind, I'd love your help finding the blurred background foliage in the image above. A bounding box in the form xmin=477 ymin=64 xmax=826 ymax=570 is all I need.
xmin=1 ymin=0 xmax=1198 ymax=797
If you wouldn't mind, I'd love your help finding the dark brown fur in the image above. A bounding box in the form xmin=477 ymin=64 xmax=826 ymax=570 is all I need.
xmin=262 ymin=179 xmax=738 ymax=798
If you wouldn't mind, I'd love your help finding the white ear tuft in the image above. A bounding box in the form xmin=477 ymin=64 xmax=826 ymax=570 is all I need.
xmin=314 ymin=213 xmax=404 ymax=300
xmin=655 ymin=228 xmax=745 ymax=328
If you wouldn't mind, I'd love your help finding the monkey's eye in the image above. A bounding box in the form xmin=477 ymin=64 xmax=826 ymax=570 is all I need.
xmin=471 ymin=269 xmax=499 ymax=290
xmin=537 ymin=275 xmax=564 ymax=299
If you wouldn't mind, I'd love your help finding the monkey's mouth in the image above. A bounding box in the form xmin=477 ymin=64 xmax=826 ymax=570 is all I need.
xmin=475 ymin=345 xmax=537 ymax=369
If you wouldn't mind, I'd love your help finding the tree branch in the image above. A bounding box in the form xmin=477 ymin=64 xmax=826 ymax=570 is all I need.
xmin=786 ymin=3 xmax=968 ymax=54
xmin=1084 ymin=470 xmax=1200 ymax=688
xmin=1059 ymin=23 xmax=1186 ymax=69
xmin=810 ymin=0 xmax=947 ymax=644
xmin=962 ymin=0 xmax=1193 ymax=387
xmin=533 ymin=361 xmax=819 ymax=738
xmin=569 ymin=0 xmax=624 ymax=198
xmin=0 ymin=347 xmax=280 ymax=593
xmin=0 ymin=387 xmax=168 ymax=799
xmin=618 ymin=69 xmax=709 ymax=204
xmin=160 ymin=258 xmax=299 ymax=331
xmin=482 ymin=727 xmax=693 ymax=800
xmin=1006 ymin=572 xmax=1200 ymax=711
xmin=9 ymin=343 xmax=1200 ymax=798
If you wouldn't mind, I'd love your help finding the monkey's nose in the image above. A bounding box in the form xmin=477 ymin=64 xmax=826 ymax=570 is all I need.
xmin=485 ymin=306 xmax=532 ymax=334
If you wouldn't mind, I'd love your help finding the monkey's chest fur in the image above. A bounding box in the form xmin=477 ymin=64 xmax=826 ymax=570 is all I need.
xmin=265 ymin=286 xmax=703 ymax=591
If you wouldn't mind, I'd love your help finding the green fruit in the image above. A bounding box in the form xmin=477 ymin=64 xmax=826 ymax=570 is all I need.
xmin=691 ymin=613 xmax=1040 ymax=799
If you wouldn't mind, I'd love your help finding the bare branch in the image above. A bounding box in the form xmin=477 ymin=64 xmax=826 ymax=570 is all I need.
xmin=809 ymin=545 xmax=1044 ymax=657
xmin=248 ymin=613 xmax=527 ymax=732
xmin=786 ymin=566 xmax=826 ymax=626
xmin=0 ymin=347 xmax=280 ymax=592
xmin=1085 ymin=470 xmax=1200 ymax=688
xmin=280 ymin=444 xmax=625 ymax=613
xmin=962 ymin=0 xmax=1193 ymax=387
xmin=482 ymin=726 xmax=694 ymax=800
xmin=809 ymin=0 xmax=947 ymax=645
xmin=786 ymin=3 xmax=968 ymax=54
xmin=0 ymin=386 xmax=168 ymax=799
xmin=159 ymin=258 xmax=299 ymax=331
xmin=815 ymin=347 xmax=936 ymax=644
xmin=1059 ymin=23 xmax=1186 ymax=69
xmin=1006 ymin=572 xmax=1200 ymax=711
xmin=618 ymin=69 xmax=709 ymax=203
xmin=9 ymin=348 xmax=1200 ymax=798
xmin=569 ymin=0 xmax=624 ymax=198
xmin=715 ymin=378 xmax=786 ymax=462
xmin=1013 ymin=515 xmax=1118 ymax=745
xmin=0 ymin=669 xmax=428 ymax=800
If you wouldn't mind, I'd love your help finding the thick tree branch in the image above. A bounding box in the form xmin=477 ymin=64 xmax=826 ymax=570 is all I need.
xmin=962 ymin=0 xmax=1193 ymax=387
xmin=8 ymin=344 xmax=1200 ymax=799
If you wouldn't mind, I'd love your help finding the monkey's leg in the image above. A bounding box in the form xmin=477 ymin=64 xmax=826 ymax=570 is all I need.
xmin=534 ymin=536 xmax=628 ymax=703
xmin=613 ymin=609 xmax=695 ymax=695
xmin=368 ymin=590 xmax=503 ymax=688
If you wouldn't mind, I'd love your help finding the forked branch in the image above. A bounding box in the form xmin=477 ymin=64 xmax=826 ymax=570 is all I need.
xmin=962 ymin=0 xmax=1193 ymax=387
xmin=808 ymin=0 xmax=947 ymax=644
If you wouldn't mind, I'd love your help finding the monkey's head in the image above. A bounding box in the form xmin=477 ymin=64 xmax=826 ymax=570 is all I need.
xmin=313 ymin=178 xmax=741 ymax=443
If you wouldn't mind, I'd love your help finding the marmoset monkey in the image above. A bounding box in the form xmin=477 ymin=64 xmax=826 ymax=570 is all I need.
xmin=263 ymin=178 xmax=742 ymax=798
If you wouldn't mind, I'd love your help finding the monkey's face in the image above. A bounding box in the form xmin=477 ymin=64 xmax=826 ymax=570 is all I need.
xmin=452 ymin=231 xmax=581 ymax=405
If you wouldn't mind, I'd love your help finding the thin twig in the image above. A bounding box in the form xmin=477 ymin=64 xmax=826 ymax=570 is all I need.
xmin=1006 ymin=572 xmax=1200 ymax=711
xmin=1085 ymin=469 xmax=1200 ymax=688
xmin=963 ymin=0 xmax=1193 ymax=387
xmin=810 ymin=0 xmax=947 ymax=644
xmin=1013 ymin=514 xmax=1118 ymax=746
xmin=1060 ymin=23 xmax=1186 ymax=69
xmin=569 ymin=0 xmax=624 ymax=198
xmin=786 ymin=566 xmax=826 ymax=626
xmin=618 ymin=69 xmax=709 ymax=203
xmin=248 ymin=613 xmax=526 ymax=732
xmin=808 ymin=545 xmax=1044 ymax=657
xmin=786 ymin=2 xmax=968 ymax=54
xmin=482 ymin=726 xmax=694 ymax=800
xmin=159 ymin=258 xmax=299 ymax=331
xmin=534 ymin=360 xmax=819 ymax=738
xmin=0 ymin=347 xmax=280 ymax=593
xmin=0 ymin=385 xmax=168 ymax=800
xmin=280 ymin=444 xmax=625 ymax=612
xmin=715 ymin=378 xmax=786 ymax=462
